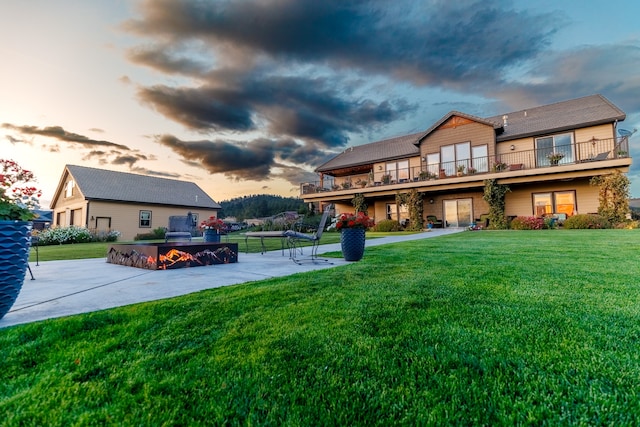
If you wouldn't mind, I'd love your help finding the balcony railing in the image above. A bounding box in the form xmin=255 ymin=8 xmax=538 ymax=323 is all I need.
xmin=300 ymin=136 xmax=630 ymax=195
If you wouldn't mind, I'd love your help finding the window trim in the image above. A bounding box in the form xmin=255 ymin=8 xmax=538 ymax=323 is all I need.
xmin=535 ymin=132 xmax=575 ymax=166
xmin=139 ymin=210 xmax=152 ymax=228
xmin=532 ymin=190 xmax=577 ymax=217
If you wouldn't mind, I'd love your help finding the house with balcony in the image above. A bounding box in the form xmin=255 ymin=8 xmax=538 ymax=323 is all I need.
xmin=300 ymin=94 xmax=632 ymax=227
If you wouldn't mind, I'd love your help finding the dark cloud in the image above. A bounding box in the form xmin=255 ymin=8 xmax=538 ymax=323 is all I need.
xmin=155 ymin=134 xmax=323 ymax=186
xmin=124 ymin=0 xmax=558 ymax=86
xmin=127 ymin=45 xmax=210 ymax=75
xmin=120 ymin=0 xmax=560 ymax=172
xmin=156 ymin=134 xmax=275 ymax=180
xmin=2 ymin=124 xmax=130 ymax=150
xmin=137 ymin=74 xmax=415 ymax=147
xmin=137 ymin=84 xmax=254 ymax=132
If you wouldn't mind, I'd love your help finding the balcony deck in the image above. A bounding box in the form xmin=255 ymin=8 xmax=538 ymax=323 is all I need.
xmin=300 ymin=137 xmax=631 ymax=198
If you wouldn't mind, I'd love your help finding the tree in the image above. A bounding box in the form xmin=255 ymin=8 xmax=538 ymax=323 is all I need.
xmin=482 ymin=179 xmax=510 ymax=229
xmin=590 ymin=170 xmax=630 ymax=225
xmin=352 ymin=193 xmax=368 ymax=215
xmin=395 ymin=189 xmax=423 ymax=231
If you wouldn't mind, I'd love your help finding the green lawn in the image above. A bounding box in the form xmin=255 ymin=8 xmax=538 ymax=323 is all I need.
xmin=6 ymin=230 xmax=640 ymax=425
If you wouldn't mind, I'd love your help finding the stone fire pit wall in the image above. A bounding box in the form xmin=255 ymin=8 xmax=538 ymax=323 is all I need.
xmin=107 ymin=242 xmax=238 ymax=270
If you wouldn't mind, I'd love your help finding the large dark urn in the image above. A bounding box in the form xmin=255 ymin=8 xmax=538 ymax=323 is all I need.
xmin=340 ymin=228 xmax=366 ymax=261
xmin=0 ymin=221 xmax=32 ymax=320
xmin=203 ymin=229 xmax=221 ymax=243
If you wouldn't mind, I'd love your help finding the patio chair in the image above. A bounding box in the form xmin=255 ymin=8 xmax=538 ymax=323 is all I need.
xmin=284 ymin=204 xmax=333 ymax=264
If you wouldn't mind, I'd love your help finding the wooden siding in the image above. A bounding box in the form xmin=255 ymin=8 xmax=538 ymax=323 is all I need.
xmin=505 ymin=179 xmax=596 ymax=217
xmin=85 ymin=201 xmax=218 ymax=241
xmin=421 ymin=120 xmax=496 ymax=159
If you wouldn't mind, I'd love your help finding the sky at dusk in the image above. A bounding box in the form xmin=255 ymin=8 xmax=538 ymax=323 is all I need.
xmin=2 ymin=0 xmax=640 ymax=207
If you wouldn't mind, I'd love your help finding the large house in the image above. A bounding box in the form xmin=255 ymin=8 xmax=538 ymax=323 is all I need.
xmin=50 ymin=165 xmax=221 ymax=240
xmin=300 ymin=94 xmax=632 ymax=227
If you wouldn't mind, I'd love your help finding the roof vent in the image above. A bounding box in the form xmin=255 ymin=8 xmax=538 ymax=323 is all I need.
xmin=502 ymin=115 xmax=508 ymax=127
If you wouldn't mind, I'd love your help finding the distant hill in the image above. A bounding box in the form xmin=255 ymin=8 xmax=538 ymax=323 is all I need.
xmin=219 ymin=195 xmax=307 ymax=221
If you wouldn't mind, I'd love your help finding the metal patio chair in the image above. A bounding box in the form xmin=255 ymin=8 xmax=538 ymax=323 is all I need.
xmin=284 ymin=204 xmax=333 ymax=264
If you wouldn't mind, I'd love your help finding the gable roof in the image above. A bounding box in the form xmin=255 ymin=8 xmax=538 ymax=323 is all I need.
xmin=316 ymin=131 xmax=423 ymax=173
xmin=416 ymin=111 xmax=502 ymax=144
xmin=487 ymin=94 xmax=625 ymax=142
xmin=315 ymin=94 xmax=625 ymax=173
xmin=56 ymin=165 xmax=221 ymax=209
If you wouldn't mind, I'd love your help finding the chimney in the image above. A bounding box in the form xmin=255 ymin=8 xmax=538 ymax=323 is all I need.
xmin=502 ymin=115 xmax=508 ymax=127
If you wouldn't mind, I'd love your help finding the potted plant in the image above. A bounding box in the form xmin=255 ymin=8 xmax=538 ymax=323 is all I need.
xmin=0 ymin=159 xmax=41 ymax=320
xmin=492 ymin=160 xmax=508 ymax=172
xmin=199 ymin=216 xmax=226 ymax=242
xmin=467 ymin=167 xmax=477 ymax=175
xmin=546 ymin=152 xmax=564 ymax=165
xmin=381 ymin=174 xmax=392 ymax=185
xmin=419 ymin=170 xmax=430 ymax=181
xmin=335 ymin=212 xmax=375 ymax=261
xmin=457 ymin=165 xmax=466 ymax=176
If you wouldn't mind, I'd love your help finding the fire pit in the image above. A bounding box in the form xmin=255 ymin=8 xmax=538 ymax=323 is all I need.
xmin=107 ymin=242 xmax=238 ymax=270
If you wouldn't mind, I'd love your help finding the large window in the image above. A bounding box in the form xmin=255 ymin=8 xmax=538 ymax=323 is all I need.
xmin=425 ymin=143 xmax=487 ymax=176
xmin=472 ymin=145 xmax=489 ymax=172
xmin=444 ymin=198 xmax=473 ymax=227
xmin=533 ymin=191 xmax=576 ymax=216
xmin=385 ymin=160 xmax=410 ymax=183
xmin=536 ymin=132 xmax=574 ymax=166
xmin=139 ymin=210 xmax=152 ymax=228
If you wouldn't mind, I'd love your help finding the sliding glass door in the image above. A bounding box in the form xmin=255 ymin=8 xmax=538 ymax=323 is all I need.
xmin=443 ymin=199 xmax=473 ymax=228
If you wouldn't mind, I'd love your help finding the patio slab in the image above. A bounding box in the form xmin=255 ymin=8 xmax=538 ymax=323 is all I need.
xmin=0 ymin=229 xmax=461 ymax=328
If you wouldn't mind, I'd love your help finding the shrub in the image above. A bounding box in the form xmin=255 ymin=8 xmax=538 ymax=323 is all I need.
xmin=135 ymin=227 xmax=167 ymax=241
xmin=374 ymin=219 xmax=401 ymax=232
xmin=36 ymin=226 xmax=94 ymax=245
xmin=563 ymin=214 xmax=611 ymax=229
xmin=615 ymin=220 xmax=640 ymax=229
xmin=509 ymin=216 xmax=545 ymax=230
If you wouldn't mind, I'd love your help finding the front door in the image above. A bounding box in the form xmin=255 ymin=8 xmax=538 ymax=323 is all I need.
xmin=443 ymin=199 xmax=473 ymax=227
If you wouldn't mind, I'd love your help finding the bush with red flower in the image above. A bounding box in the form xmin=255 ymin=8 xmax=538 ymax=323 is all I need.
xmin=335 ymin=212 xmax=375 ymax=230
xmin=200 ymin=216 xmax=227 ymax=231
xmin=0 ymin=159 xmax=42 ymax=221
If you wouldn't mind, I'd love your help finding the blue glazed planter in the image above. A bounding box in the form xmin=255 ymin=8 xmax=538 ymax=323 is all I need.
xmin=203 ymin=229 xmax=221 ymax=243
xmin=0 ymin=221 xmax=31 ymax=320
xmin=340 ymin=228 xmax=366 ymax=261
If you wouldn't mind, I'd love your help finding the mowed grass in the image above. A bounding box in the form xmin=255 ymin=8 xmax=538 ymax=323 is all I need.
xmin=5 ymin=230 xmax=640 ymax=425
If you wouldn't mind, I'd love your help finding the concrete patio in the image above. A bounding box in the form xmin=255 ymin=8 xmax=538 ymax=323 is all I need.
xmin=0 ymin=229 xmax=461 ymax=328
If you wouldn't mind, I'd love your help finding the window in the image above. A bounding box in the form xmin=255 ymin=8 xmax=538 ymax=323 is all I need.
xmin=533 ymin=191 xmax=576 ymax=216
xmin=472 ymin=145 xmax=489 ymax=172
xmin=536 ymin=132 xmax=574 ymax=166
xmin=386 ymin=203 xmax=397 ymax=220
xmin=385 ymin=160 xmax=410 ymax=183
xmin=65 ymin=180 xmax=74 ymax=198
xmin=441 ymin=142 xmax=471 ymax=175
xmin=426 ymin=153 xmax=440 ymax=176
xmin=139 ymin=210 xmax=152 ymax=228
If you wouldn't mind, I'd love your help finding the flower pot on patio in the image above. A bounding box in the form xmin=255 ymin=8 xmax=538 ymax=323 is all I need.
xmin=340 ymin=228 xmax=366 ymax=262
xmin=203 ymin=229 xmax=220 ymax=243
xmin=0 ymin=220 xmax=32 ymax=320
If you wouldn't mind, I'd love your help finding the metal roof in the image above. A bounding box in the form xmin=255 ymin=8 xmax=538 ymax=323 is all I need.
xmin=487 ymin=94 xmax=625 ymax=142
xmin=65 ymin=165 xmax=221 ymax=209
